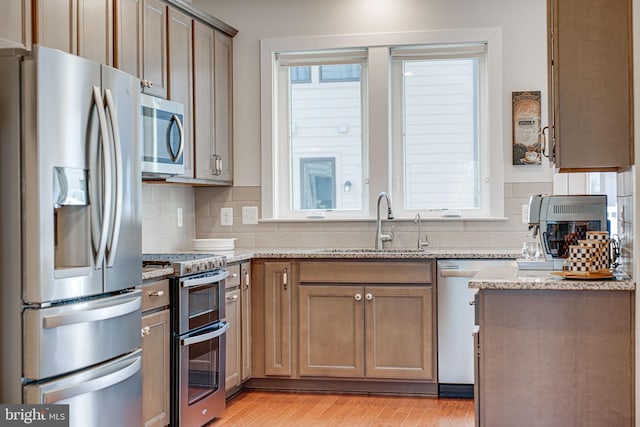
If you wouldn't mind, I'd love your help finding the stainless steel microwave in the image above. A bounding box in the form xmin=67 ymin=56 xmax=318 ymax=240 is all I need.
xmin=140 ymin=94 xmax=185 ymax=178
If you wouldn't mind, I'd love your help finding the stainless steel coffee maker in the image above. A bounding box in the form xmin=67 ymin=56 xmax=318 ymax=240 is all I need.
xmin=526 ymin=194 xmax=608 ymax=270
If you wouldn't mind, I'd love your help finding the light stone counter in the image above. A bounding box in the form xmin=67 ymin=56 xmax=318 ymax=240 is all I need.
xmin=142 ymin=266 xmax=174 ymax=281
xmin=469 ymin=266 xmax=635 ymax=291
xmin=225 ymin=247 xmax=521 ymax=264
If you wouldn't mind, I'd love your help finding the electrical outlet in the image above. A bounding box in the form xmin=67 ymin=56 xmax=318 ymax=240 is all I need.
xmin=242 ymin=206 xmax=259 ymax=224
xmin=220 ymin=207 xmax=233 ymax=226
xmin=177 ymin=207 xmax=183 ymax=228
xmin=521 ymin=204 xmax=529 ymax=224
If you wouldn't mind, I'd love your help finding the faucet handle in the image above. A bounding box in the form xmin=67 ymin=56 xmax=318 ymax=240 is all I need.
xmin=389 ymin=225 xmax=395 ymax=241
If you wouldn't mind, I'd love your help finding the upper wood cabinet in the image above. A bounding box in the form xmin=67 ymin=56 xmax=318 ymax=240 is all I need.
xmin=114 ymin=0 xmax=143 ymax=77
xmin=547 ymin=0 xmax=633 ymax=171
xmin=167 ymin=7 xmax=194 ymax=178
xmin=213 ymin=30 xmax=233 ymax=183
xmin=141 ymin=0 xmax=168 ymax=98
xmin=0 ymin=0 xmax=31 ymax=53
xmin=34 ymin=0 xmax=113 ymax=66
xmin=192 ymin=24 xmax=233 ymax=184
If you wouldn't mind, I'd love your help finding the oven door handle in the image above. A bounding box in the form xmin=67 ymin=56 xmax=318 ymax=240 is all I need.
xmin=181 ymin=322 xmax=229 ymax=346
xmin=181 ymin=270 xmax=229 ymax=288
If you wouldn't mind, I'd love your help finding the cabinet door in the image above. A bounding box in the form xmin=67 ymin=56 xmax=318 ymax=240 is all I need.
xmin=213 ymin=30 xmax=233 ymax=183
xmin=35 ymin=0 xmax=76 ymax=54
xmin=114 ymin=0 xmax=142 ymax=77
xmin=167 ymin=7 xmax=193 ymax=178
xmin=264 ymin=262 xmax=292 ymax=376
xmin=0 ymin=0 xmax=31 ymax=52
xmin=225 ymin=288 xmax=241 ymax=391
xmin=549 ymin=0 xmax=632 ymax=170
xmin=193 ymin=21 xmax=217 ymax=180
xmin=141 ymin=0 xmax=167 ymax=98
xmin=298 ymin=285 xmax=364 ymax=378
xmin=365 ymin=286 xmax=434 ymax=380
xmin=240 ymin=262 xmax=252 ymax=381
xmin=77 ymin=0 xmax=113 ymax=65
xmin=141 ymin=309 xmax=170 ymax=427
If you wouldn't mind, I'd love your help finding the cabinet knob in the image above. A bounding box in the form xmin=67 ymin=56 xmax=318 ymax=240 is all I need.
xmin=283 ymin=268 xmax=288 ymax=290
xmin=244 ymin=271 xmax=250 ymax=290
xmin=231 ymin=273 xmax=238 ymax=278
xmin=365 ymin=293 xmax=373 ymax=301
xmin=148 ymin=290 xmax=164 ymax=297
xmin=355 ymin=293 xmax=362 ymax=301
xmin=227 ymin=295 xmax=238 ymax=302
xmin=141 ymin=326 xmax=151 ymax=337
xmin=469 ymin=300 xmax=476 ymax=306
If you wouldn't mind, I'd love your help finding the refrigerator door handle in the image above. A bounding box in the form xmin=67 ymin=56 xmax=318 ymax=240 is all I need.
xmin=42 ymin=294 xmax=141 ymax=329
xmin=42 ymin=354 xmax=141 ymax=404
xmin=168 ymin=114 xmax=184 ymax=163
xmin=90 ymin=86 xmax=113 ymax=269
xmin=104 ymin=88 xmax=123 ymax=268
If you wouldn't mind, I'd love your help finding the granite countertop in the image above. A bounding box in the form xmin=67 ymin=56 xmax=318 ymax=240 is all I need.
xmin=469 ymin=266 xmax=635 ymax=291
xmin=225 ymin=247 xmax=521 ymax=263
xmin=142 ymin=266 xmax=175 ymax=281
xmin=141 ymin=248 xmax=522 ymax=280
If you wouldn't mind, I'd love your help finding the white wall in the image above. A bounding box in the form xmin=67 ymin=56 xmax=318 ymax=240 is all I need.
xmin=194 ymin=0 xmax=553 ymax=186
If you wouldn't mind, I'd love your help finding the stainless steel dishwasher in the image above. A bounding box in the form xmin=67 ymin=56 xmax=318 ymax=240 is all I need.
xmin=437 ymin=259 xmax=517 ymax=398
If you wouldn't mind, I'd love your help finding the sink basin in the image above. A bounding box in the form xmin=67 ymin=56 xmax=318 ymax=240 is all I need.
xmin=317 ymin=248 xmax=427 ymax=253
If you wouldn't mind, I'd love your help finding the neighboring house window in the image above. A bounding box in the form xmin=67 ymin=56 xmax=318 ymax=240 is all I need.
xmin=300 ymin=157 xmax=336 ymax=209
xmin=261 ymin=30 xmax=503 ymax=220
xmin=290 ymin=66 xmax=311 ymax=83
xmin=319 ymin=64 xmax=361 ymax=82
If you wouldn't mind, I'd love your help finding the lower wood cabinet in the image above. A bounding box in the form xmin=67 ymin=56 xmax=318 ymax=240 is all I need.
xmin=298 ymin=284 xmax=433 ymax=380
xmin=251 ymin=259 xmax=437 ymax=390
xmin=141 ymin=309 xmax=170 ymax=427
xmin=225 ymin=287 xmax=241 ymax=390
xmin=140 ymin=279 xmax=170 ymax=427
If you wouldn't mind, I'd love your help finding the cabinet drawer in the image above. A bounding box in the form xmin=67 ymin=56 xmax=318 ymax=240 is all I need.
xmin=226 ymin=263 xmax=241 ymax=289
xmin=299 ymin=261 xmax=433 ymax=284
xmin=140 ymin=279 xmax=170 ymax=311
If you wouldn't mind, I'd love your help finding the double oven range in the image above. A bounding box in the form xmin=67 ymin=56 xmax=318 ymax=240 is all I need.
xmin=143 ymin=254 xmax=229 ymax=427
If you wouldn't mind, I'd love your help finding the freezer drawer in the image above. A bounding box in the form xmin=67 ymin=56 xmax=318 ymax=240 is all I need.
xmin=24 ymin=349 xmax=142 ymax=427
xmin=23 ymin=291 xmax=141 ymax=380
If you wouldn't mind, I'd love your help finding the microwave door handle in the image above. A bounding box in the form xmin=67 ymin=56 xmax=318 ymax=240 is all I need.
xmin=104 ymin=89 xmax=123 ymax=268
xmin=181 ymin=322 xmax=229 ymax=346
xmin=90 ymin=86 xmax=113 ymax=268
xmin=42 ymin=355 xmax=141 ymax=403
xmin=167 ymin=114 xmax=184 ymax=163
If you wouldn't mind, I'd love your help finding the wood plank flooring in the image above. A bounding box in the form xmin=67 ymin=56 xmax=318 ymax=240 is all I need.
xmin=212 ymin=391 xmax=474 ymax=426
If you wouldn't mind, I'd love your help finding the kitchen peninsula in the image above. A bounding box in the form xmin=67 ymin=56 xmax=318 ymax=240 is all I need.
xmin=470 ymin=267 xmax=635 ymax=427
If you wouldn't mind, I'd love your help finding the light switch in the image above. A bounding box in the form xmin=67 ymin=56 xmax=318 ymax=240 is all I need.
xmin=220 ymin=207 xmax=233 ymax=226
xmin=242 ymin=206 xmax=259 ymax=224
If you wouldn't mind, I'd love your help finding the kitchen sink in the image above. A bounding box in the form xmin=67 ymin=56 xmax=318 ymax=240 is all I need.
xmin=317 ymin=248 xmax=427 ymax=253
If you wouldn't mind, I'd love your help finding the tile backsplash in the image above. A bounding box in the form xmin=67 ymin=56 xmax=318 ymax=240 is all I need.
xmin=142 ymin=183 xmax=195 ymax=253
xmin=189 ymin=183 xmax=553 ymax=250
xmin=617 ymin=168 xmax=634 ymax=276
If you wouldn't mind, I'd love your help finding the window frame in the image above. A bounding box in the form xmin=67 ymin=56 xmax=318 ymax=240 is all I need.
xmin=260 ymin=29 xmax=504 ymax=221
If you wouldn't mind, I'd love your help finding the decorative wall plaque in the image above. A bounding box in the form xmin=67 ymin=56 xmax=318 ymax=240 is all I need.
xmin=512 ymin=91 xmax=542 ymax=165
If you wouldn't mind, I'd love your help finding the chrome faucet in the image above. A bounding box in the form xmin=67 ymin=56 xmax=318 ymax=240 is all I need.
xmin=375 ymin=192 xmax=394 ymax=249
xmin=414 ymin=213 xmax=429 ymax=250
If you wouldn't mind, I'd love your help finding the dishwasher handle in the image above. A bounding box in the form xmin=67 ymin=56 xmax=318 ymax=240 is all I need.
xmin=438 ymin=269 xmax=480 ymax=278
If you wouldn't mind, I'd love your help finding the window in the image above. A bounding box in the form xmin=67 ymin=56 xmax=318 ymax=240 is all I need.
xmin=391 ymin=44 xmax=488 ymax=216
xmin=261 ymin=29 xmax=503 ymax=220
xmin=300 ymin=158 xmax=336 ymax=209
xmin=290 ymin=66 xmax=311 ymax=83
xmin=319 ymin=64 xmax=361 ymax=82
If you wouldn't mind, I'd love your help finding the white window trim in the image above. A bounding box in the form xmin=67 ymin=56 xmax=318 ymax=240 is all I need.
xmin=260 ymin=28 xmax=504 ymax=221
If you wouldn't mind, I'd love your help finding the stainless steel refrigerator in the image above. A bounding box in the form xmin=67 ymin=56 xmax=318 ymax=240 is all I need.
xmin=0 ymin=45 xmax=142 ymax=427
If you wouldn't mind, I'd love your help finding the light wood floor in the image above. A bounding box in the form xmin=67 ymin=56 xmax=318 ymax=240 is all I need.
xmin=212 ymin=391 xmax=475 ymax=426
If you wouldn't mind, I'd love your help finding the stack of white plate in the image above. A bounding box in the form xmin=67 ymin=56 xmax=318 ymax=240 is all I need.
xmin=192 ymin=238 xmax=236 ymax=255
